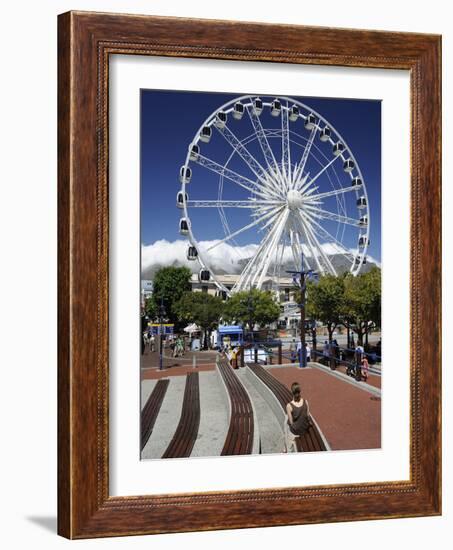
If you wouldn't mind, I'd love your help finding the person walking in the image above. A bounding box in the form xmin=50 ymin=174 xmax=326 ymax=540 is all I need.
xmin=322 ymin=340 xmax=329 ymax=366
xmin=305 ymin=342 xmax=311 ymax=364
xmin=289 ymin=339 xmax=297 ymax=363
xmin=283 ymin=382 xmax=311 ymax=453
xmin=361 ymin=356 xmax=370 ymax=382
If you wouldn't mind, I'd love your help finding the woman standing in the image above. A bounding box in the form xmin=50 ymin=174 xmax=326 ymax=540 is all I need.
xmin=284 ymin=382 xmax=311 ymax=452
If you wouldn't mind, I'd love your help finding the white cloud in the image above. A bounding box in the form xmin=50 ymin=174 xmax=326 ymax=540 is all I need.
xmin=141 ymin=239 xmax=379 ymax=279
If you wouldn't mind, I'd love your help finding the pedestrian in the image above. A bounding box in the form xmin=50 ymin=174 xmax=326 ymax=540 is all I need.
xmin=361 ymin=356 xmax=370 ymax=381
xmin=322 ymin=340 xmax=329 ymax=365
xmin=150 ymin=333 xmax=155 ymax=352
xmin=305 ymin=342 xmax=311 ymax=364
xmin=355 ymin=344 xmax=364 ymax=379
xmin=283 ymin=382 xmax=311 ymax=453
xmin=289 ymin=338 xmax=296 ymax=363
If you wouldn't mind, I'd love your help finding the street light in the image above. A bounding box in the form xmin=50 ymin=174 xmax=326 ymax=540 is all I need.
xmin=158 ymin=296 xmax=166 ymax=371
xmin=287 ymin=253 xmax=317 ymax=368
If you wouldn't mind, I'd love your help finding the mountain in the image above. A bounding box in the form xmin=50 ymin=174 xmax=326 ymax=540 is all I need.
xmin=141 ymin=241 xmax=380 ymax=281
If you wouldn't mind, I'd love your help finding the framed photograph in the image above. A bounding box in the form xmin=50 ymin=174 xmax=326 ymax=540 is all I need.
xmin=58 ymin=11 xmax=441 ymax=538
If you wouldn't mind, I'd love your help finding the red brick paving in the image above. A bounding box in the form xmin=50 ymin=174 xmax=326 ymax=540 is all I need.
xmin=141 ymin=349 xmax=217 ymax=379
xmin=142 ymin=363 xmax=216 ymax=380
xmin=334 ymin=365 xmax=382 ymax=389
xmin=269 ymin=366 xmax=381 ymax=451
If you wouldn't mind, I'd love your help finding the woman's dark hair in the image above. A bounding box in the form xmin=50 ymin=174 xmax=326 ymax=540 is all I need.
xmin=291 ymin=382 xmax=301 ymax=399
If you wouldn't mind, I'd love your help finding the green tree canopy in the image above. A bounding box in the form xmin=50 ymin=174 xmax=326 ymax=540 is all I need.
xmin=144 ymin=295 xmax=157 ymax=321
xmin=152 ymin=266 xmax=192 ymax=324
xmin=343 ymin=266 xmax=381 ymax=344
xmin=173 ymin=291 xmax=224 ymax=332
xmin=173 ymin=291 xmax=224 ymax=349
xmin=302 ymin=274 xmax=346 ymax=341
xmin=222 ymin=288 xmax=281 ymax=330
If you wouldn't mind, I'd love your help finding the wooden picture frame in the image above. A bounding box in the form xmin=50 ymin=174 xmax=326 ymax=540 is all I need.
xmin=58 ymin=11 xmax=441 ymax=539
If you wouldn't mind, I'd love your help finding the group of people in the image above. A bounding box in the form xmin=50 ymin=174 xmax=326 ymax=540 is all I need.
xmin=221 ymin=344 xmax=240 ymax=367
xmin=288 ymin=340 xmax=311 ymax=363
xmin=346 ymin=344 xmax=370 ymax=381
xmin=142 ymin=331 xmax=187 ymax=358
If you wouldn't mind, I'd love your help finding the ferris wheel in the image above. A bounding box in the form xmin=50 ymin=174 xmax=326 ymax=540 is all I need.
xmin=176 ymin=95 xmax=370 ymax=296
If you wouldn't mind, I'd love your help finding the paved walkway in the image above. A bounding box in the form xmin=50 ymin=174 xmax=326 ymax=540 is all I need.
xmin=140 ymin=357 xmax=382 ymax=457
xmin=141 ymin=349 xmax=217 ymax=379
xmin=268 ymin=366 xmax=381 ymax=451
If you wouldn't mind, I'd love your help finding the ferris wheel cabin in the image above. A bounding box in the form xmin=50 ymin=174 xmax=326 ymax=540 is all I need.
xmin=333 ymin=142 xmax=345 ymax=156
xmin=351 ymin=177 xmax=363 ymax=188
xmin=357 ymin=196 xmax=367 ymax=209
xmin=187 ymin=246 xmax=198 ymax=261
xmin=189 ymin=144 xmax=200 ymax=161
xmin=359 ymin=215 xmax=368 ymax=227
xmin=200 ymin=126 xmax=212 ymax=143
xmin=214 ymin=111 xmax=228 ymax=129
xmin=199 ymin=269 xmax=211 ymax=282
xmin=304 ymin=113 xmax=317 ymax=130
xmin=233 ymin=102 xmax=244 ymax=120
xmin=358 ymin=235 xmax=370 ymax=247
xmin=253 ymin=98 xmax=263 ymax=115
xmin=176 ymin=191 xmax=188 ymax=209
xmin=179 ymin=218 xmax=190 ymax=235
xmin=179 ymin=166 xmax=192 ymax=184
xmin=355 ymin=255 xmax=367 ymax=266
xmin=343 ymin=159 xmax=355 ymax=173
xmin=289 ymin=105 xmax=300 ymax=121
xmin=271 ymin=99 xmax=282 ymax=116
xmin=319 ymin=126 xmax=331 ymax=142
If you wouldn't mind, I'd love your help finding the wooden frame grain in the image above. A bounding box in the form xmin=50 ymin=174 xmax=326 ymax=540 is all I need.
xmin=58 ymin=11 xmax=441 ymax=539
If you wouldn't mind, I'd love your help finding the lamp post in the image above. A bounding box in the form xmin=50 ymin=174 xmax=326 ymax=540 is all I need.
xmin=287 ymin=253 xmax=317 ymax=368
xmin=158 ymin=296 xmax=166 ymax=371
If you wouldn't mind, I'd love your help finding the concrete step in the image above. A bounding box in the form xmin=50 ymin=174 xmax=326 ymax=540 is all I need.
xmin=236 ymin=369 xmax=285 ymax=455
xmin=190 ymin=371 xmax=229 ymax=458
xmin=141 ymin=376 xmax=186 ymax=459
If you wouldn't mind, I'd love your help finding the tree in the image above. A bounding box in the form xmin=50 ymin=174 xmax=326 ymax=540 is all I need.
xmin=144 ymin=295 xmax=157 ymax=321
xmin=152 ymin=266 xmax=192 ymax=326
xmin=342 ymin=267 xmax=381 ymax=346
xmin=173 ymin=292 xmax=224 ymax=349
xmin=222 ymin=288 xmax=281 ymax=332
xmin=298 ymin=274 xmax=346 ymax=343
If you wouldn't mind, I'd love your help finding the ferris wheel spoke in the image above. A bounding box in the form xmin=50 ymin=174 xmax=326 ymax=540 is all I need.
xmin=302 ymin=204 xmax=361 ymax=226
xmin=205 ymin=206 xmax=283 ymax=252
xmin=187 ymin=199 xmax=283 ymax=208
xmin=281 ymin=105 xmax=291 ymax=190
xmin=272 ymin=229 xmax=288 ymax=286
xmin=214 ymin=125 xmax=280 ymax=199
xmin=292 ymin=126 xmax=317 ymax=189
xmin=298 ymin=155 xmax=342 ymax=194
xmin=303 ymin=209 xmax=356 ymax=260
xmin=234 ymin=212 xmax=284 ymax=291
xmin=306 ymin=185 xmax=357 ymax=202
xmin=288 ymin=226 xmax=303 ymax=271
xmin=253 ymin=209 xmax=290 ymax=289
xmin=195 ymin=154 xmax=273 ymax=199
xmin=293 ymin=214 xmax=325 ymax=274
xmin=299 ymin=214 xmax=337 ymax=276
xmin=246 ymin=104 xmax=284 ymax=187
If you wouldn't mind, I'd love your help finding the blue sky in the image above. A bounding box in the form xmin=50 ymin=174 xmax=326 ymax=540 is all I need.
xmin=141 ymin=89 xmax=381 ymax=263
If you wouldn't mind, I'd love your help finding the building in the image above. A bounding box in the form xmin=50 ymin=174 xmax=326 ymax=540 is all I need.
xmin=189 ymin=273 xmax=300 ymax=331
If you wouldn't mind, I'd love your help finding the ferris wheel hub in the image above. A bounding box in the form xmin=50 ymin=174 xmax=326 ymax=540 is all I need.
xmin=286 ymin=189 xmax=304 ymax=210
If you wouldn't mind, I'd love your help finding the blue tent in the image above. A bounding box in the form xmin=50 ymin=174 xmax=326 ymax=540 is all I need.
xmin=218 ymin=325 xmax=243 ymax=346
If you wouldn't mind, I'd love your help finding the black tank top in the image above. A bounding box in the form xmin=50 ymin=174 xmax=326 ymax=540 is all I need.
xmin=288 ymin=400 xmax=310 ymax=435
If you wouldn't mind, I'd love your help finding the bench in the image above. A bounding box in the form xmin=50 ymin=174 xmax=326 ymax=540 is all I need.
xmin=247 ymin=363 xmax=329 ymax=452
xmin=162 ymin=372 xmax=200 ymax=458
xmin=217 ymin=356 xmax=255 ymax=455
xmin=141 ymin=379 xmax=170 ymax=451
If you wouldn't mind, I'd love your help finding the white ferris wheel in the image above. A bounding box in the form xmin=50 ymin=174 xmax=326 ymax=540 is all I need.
xmin=176 ymin=95 xmax=370 ymax=296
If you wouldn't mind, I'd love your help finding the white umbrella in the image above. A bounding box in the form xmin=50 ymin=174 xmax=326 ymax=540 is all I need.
xmin=184 ymin=323 xmax=200 ymax=333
